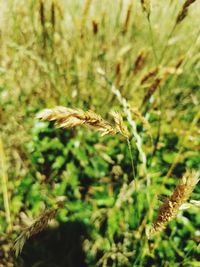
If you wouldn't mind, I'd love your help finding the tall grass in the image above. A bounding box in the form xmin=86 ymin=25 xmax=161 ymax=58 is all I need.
xmin=0 ymin=0 xmax=200 ymax=266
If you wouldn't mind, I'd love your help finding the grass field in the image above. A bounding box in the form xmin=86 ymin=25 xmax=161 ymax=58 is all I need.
xmin=0 ymin=0 xmax=200 ymax=266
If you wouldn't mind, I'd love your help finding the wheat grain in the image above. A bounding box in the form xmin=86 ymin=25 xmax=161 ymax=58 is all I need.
xmin=148 ymin=170 xmax=199 ymax=238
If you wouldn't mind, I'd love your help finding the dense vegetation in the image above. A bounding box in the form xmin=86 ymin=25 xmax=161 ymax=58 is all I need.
xmin=0 ymin=0 xmax=200 ymax=266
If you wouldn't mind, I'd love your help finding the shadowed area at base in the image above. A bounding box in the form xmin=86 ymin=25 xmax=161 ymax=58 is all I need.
xmin=16 ymin=221 xmax=88 ymax=267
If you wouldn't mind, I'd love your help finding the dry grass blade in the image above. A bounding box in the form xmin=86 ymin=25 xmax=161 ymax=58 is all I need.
xmin=37 ymin=106 xmax=117 ymax=136
xmin=176 ymin=0 xmax=197 ymax=24
xmin=13 ymin=207 xmax=58 ymax=256
xmin=148 ymin=170 xmax=199 ymax=238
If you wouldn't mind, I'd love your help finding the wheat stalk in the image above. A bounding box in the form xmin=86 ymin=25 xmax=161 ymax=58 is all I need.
xmin=147 ymin=170 xmax=199 ymax=238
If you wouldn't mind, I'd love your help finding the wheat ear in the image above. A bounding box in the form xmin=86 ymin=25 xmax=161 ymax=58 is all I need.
xmin=148 ymin=170 xmax=199 ymax=238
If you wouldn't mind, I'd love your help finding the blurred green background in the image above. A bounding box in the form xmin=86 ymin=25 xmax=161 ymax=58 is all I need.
xmin=0 ymin=0 xmax=200 ymax=266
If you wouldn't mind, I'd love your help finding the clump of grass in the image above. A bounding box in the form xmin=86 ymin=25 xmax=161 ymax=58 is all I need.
xmin=147 ymin=170 xmax=199 ymax=239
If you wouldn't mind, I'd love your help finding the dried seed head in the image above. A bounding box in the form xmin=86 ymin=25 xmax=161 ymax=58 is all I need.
xmin=92 ymin=19 xmax=98 ymax=34
xmin=115 ymin=59 xmax=122 ymax=86
xmin=133 ymin=50 xmax=148 ymax=75
xmin=140 ymin=67 xmax=158 ymax=84
xmin=37 ymin=106 xmax=117 ymax=136
xmin=176 ymin=0 xmax=197 ymax=24
xmin=111 ymin=111 xmax=130 ymax=139
xmin=14 ymin=208 xmax=58 ymax=256
xmin=142 ymin=77 xmax=162 ymax=106
xmin=123 ymin=2 xmax=133 ymax=34
xmin=148 ymin=170 xmax=199 ymax=238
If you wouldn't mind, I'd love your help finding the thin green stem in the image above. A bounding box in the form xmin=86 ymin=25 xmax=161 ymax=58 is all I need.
xmin=127 ymin=138 xmax=136 ymax=182
xmin=0 ymin=137 xmax=12 ymax=232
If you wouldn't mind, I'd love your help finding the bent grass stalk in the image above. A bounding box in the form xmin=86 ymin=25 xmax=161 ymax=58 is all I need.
xmin=97 ymin=68 xmax=148 ymax=181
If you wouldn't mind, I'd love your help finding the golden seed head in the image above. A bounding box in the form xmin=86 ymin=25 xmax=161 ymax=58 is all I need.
xmin=148 ymin=170 xmax=199 ymax=239
xmin=37 ymin=106 xmax=117 ymax=136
